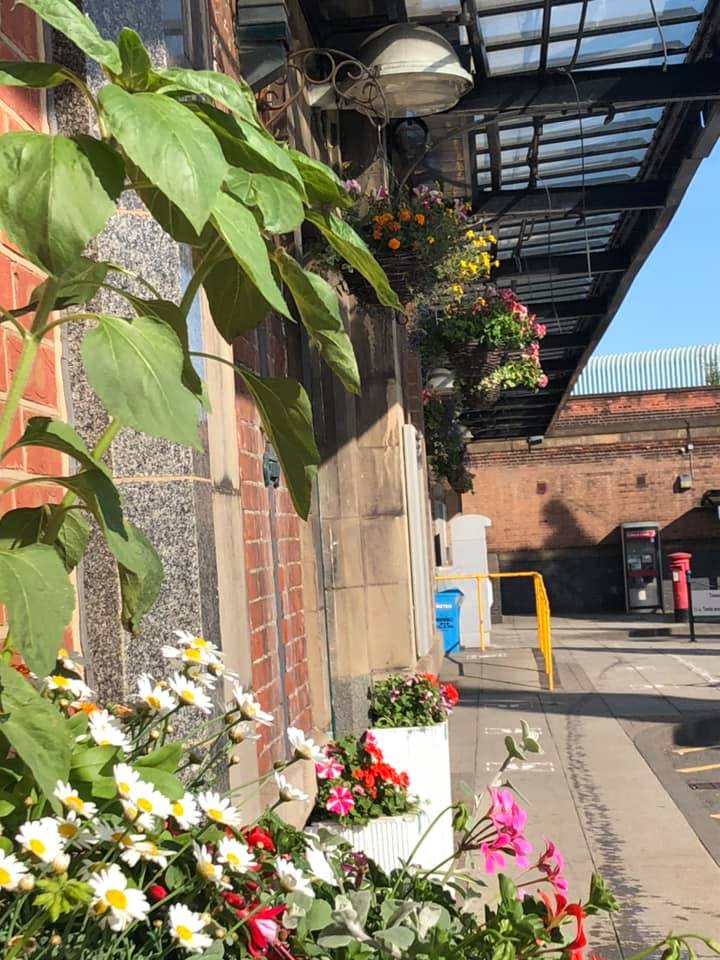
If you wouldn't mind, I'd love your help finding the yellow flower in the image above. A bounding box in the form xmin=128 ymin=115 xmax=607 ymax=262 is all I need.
xmin=473 ymin=238 xmax=486 ymax=248
xmin=427 ymin=235 xmax=435 ymax=244
xmin=488 ymin=233 xmax=497 ymax=244
xmin=465 ymin=229 xmax=475 ymax=240
xmin=493 ymin=259 xmax=500 ymax=268
xmin=450 ymin=283 xmax=464 ymax=297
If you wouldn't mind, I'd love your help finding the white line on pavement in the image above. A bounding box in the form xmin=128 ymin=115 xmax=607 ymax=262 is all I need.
xmin=485 ymin=761 xmax=555 ymax=773
xmin=484 ymin=727 xmax=542 ymax=736
xmin=670 ymin=654 xmax=717 ymax=685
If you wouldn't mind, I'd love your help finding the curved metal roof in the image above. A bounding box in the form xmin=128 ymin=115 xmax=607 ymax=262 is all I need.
xmin=572 ymin=343 xmax=720 ymax=394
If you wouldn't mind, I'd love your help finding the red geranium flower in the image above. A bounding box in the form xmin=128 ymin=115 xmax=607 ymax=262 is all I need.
xmin=246 ymin=903 xmax=285 ymax=957
xmin=245 ymin=826 xmax=275 ymax=852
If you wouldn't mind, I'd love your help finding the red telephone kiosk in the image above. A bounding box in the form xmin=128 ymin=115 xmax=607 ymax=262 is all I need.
xmin=621 ymin=522 xmax=664 ymax=613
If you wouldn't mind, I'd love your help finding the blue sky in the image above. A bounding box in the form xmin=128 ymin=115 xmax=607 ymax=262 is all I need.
xmin=594 ymin=138 xmax=720 ymax=356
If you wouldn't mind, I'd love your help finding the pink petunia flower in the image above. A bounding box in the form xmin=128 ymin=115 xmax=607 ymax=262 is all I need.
xmin=326 ymin=786 xmax=354 ymax=817
xmin=315 ymin=757 xmax=343 ymax=780
xmin=537 ymin=374 xmax=549 ymax=388
xmin=480 ymin=839 xmax=506 ymax=873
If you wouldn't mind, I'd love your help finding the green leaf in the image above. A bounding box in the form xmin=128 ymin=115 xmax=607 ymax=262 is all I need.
xmin=98 ymin=85 xmax=225 ymax=233
xmin=0 ymin=662 xmax=71 ymax=811
xmin=0 ymin=507 xmax=45 ymax=549
xmin=202 ymin=257 xmax=270 ymax=343
xmin=6 ymin=416 xmax=108 ymax=475
xmin=492 ymin=942 xmax=516 ymax=960
xmin=226 ymin=169 xmax=304 ymax=235
xmin=81 ymin=314 xmax=201 ymax=448
xmin=0 ymin=61 xmax=73 ymax=88
xmin=123 ymin=295 xmax=205 ymax=402
xmin=210 ymin=193 xmax=289 ymax=318
xmin=156 ymin=67 xmax=261 ymax=127
xmin=288 ymin=149 xmax=352 ymax=209
xmin=70 ymin=744 xmax=117 ymax=783
xmin=273 ymin=248 xmax=360 ymax=393
xmin=72 ymin=135 xmax=126 ymax=201
xmin=131 ymin=765 xmax=184 ymax=801
xmin=375 ymin=927 xmax=415 ymax=950
xmin=135 ymin=743 xmax=182 ymax=773
xmin=55 ymin=511 xmax=91 ymax=573
xmin=498 ymin=874 xmax=517 ymax=906
xmin=0 ymin=132 xmax=116 ymax=276
xmin=118 ymin=522 xmax=163 ymax=634
xmin=194 ymin=942 xmax=224 ymax=960
xmin=306 ymin=210 xmax=402 ymax=311
xmin=117 ymin=28 xmax=153 ymax=90
xmin=317 ymin=929 xmax=354 ymax=949
xmin=236 ymin=370 xmax=319 ymax=519
xmin=585 ymin=873 xmax=618 ymax=915
xmin=17 ymin=0 xmax=122 ymax=72
xmin=0 ymin=799 xmax=15 ymax=817
xmin=305 ymin=899 xmax=333 ymax=933
xmin=30 ymin=257 xmax=113 ymax=312
xmin=504 ymin=735 xmax=525 ymax=762
xmin=134 ymin=179 xmax=210 ymax=247
xmin=189 ymin=103 xmax=305 ymax=199
xmin=0 ymin=545 xmax=74 ymax=676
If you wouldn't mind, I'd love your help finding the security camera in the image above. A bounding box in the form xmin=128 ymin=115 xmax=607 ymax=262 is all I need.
xmin=527 ymin=435 xmax=544 ymax=447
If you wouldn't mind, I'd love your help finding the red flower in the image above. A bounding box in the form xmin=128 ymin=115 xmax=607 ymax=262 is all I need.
xmin=245 ymin=827 xmax=275 ymax=852
xmin=441 ymin=682 xmax=459 ymax=706
xmin=222 ymin=891 xmax=245 ymax=910
xmin=246 ymin=903 xmax=285 ymax=957
xmin=418 ymin=672 xmax=439 ymax=686
xmin=148 ymin=884 xmax=168 ymax=902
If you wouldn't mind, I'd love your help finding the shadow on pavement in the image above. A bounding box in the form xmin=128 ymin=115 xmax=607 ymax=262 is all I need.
xmin=673 ymin=713 xmax=720 ymax=746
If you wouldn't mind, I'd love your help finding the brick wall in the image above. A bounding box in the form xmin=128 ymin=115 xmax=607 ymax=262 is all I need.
xmin=462 ymin=388 xmax=720 ymax=612
xmin=0 ymin=2 xmax=65 ymax=521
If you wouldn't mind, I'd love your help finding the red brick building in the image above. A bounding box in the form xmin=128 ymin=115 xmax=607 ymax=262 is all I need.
xmin=463 ymin=386 xmax=720 ymax=613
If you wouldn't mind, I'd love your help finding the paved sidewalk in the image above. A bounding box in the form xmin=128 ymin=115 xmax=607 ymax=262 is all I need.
xmin=443 ymin=616 xmax=720 ymax=959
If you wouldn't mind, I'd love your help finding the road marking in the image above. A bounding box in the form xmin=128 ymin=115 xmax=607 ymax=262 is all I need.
xmin=484 ymin=727 xmax=542 ymax=736
xmin=677 ymin=762 xmax=720 ymax=774
xmin=485 ymin=761 xmax=555 ymax=773
xmin=629 ymin=683 xmax=667 ymax=690
xmin=463 ymin=652 xmax=508 ymax=660
xmin=672 ymin=745 xmax=720 ymax=756
xmin=670 ymin=654 xmax=717 ymax=685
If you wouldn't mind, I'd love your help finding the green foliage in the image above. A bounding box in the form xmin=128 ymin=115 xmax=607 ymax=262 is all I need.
xmin=371 ymin=673 xmax=457 ymax=728
xmin=18 ymin=0 xmax=122 ymax=72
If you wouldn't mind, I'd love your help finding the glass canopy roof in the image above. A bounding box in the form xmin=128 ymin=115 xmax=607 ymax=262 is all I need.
xmin=299 ymin=0 xmax=720 ymax=439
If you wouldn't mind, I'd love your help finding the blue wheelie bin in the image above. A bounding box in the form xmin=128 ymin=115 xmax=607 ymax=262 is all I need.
xmin=434 ymin=588 xmax=464 ymax=653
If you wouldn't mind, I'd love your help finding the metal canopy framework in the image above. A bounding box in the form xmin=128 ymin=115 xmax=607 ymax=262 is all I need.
xmin=299 ymin=0 xmax=720 ymax=440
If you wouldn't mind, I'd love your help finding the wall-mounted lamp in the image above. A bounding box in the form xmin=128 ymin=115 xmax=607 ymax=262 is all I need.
xmin=527 ymin=435 xmax=544 ymax=449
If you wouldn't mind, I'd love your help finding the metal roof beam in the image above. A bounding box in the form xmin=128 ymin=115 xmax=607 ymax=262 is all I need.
xmin=541 ymin=332 xmax=592 ymax=350
xmin=475 ymin=181 xmax=669 ymax=217
xmin=455 ymin=61 xmax=720 ymax=116
xmin=530 ymin=298 xmax=606 ymax=319
xmin=496 ymin=248 xmax=628 ymax=279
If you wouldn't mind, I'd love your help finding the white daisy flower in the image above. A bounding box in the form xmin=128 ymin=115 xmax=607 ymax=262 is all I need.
xmin=174 ymin=630 xmax=221 ymax=655
xmin=274 ymin=771 xmax=308 ymax=803
xmin=88 ymin=710 xmax=130 ymax=752
xmin=231 ymin=684 xmax=273 ymax=725
xmin=55 ymin=812 xmax=94 ymax=849
xmin=229 ymin=720 xmax=261 ymax=743
xmin=113 ymin=764 xmax=141 ymax=800
xmin=287 ymin=727 xmax=325 ymax=762
xmin=120 ymin=837 xmax=172 ymax=869
xmin=53 ymin=781 xmax=97 ymax=819
xmin=196 ymin=790 xmax=242 ymax=829
xmin=168 ymin=673 xmax=213 ymax=714
xmin=136 ymin=675 xmax=177 ymax=714
xmin=193 ymin=843 xmax=228 ymax=888
xmin=56 ymin=646 xmax=83 ymax=675
xmin=88 ymin=863 xmax=149 ymax=931
xmin=16 ymin=819 xmax=63 ymax=864
xmin=128 ymin=779 xmax=171 ymax=823
xmin=170 ymin=793 xmax=202 ymax=831
xmin=168 ymin=903 xmax=213 ymax=953
xmin=94 ymin=823 xmax=143 ymax=852
xmin=0 ymin=850 xmax=28 ymax=891
xmin=46 ymin=674 xmax=93 ymax=701
xmin=274 ymin=857 xmax=315 ymax=897
xmin=217 ymin=836 xmax=256 ymax=873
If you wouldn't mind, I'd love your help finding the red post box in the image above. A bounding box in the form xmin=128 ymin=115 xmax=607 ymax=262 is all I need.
xmin=668 ymin=552 xmax=692 ymax=622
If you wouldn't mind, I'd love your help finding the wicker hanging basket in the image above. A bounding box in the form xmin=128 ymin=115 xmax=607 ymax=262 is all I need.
xmin=448 ymin=341 xmax=507 ymax=380
xmin=346 ymin=250 xmax=421 ymax=307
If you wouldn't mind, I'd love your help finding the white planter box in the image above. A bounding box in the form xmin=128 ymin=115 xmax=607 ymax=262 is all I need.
xmin=317 ymin=813 xmax=430 ymax=876
xmin=368 ymin=721 xmax=454 ymax=872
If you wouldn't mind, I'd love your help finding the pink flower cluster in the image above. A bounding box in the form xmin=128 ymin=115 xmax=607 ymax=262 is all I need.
xmin=537 ymin=838 xmax=569 ymax=895
xmin=480 ymin=787 xmax=533 ymax=873
xmin=412 ymin=184 xmax=444 ymax=209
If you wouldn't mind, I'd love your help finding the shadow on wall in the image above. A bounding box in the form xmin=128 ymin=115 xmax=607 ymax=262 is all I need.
xmin=540 ymin=497 xmax=594 ymax=549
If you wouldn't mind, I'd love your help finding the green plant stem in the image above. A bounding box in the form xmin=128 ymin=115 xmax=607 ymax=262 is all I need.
xmin=179 ymin=238 xmax=224 ymax=317
xmin=0 ymin=304 xmax=27 ymax=336
xmin=5 ymin=908 xmax=50 ymax=960
xmin=34 ymin=311 xmax=104 ymax=338
xmin=41 ymin=419 xmax=122 ymax=545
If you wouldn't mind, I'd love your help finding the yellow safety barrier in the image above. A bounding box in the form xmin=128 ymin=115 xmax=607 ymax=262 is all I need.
xmin=435 ymin=571 xmax=554 ymax=691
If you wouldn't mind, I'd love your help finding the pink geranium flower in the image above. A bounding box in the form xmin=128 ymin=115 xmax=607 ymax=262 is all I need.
xmin=326 ymin=786 xmax=354 ymax=816
xmin=537 ymin=839 xmax=569 ymax=895
xmin=480 ymin=838 xmax=507 ymax=873
xmin=315 ymin=757 xmax=343 ymax=780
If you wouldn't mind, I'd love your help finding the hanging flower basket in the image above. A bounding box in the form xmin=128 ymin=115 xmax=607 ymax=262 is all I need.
xmin=375 ymin=250 xmax=421 ymax=305
xmin=449 ymin=341 xmax=507 ymax=381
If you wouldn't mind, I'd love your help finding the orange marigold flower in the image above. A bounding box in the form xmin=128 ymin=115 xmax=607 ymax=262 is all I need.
xmin=398 ymin=207 xmax=411 ymax=222
xmin=78 ymin=702 xmax=100 ymax=715
xmin=414 ymin=213 xmax=426 ymax=226
xmin=387 ymin=221 xmax=401 ymax=233
xmin=387 ymin=238 xmax=401 ymax=250
xmin=372 ymin=228 xmax=383 ymax=240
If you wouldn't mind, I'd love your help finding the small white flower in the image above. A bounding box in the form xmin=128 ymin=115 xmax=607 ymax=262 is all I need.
xmin=51 ymin=852 xmax=71 ymax=874
xmin=120 ymin=837 xmax=172 ymax=869
xmin=274 ymin=857 xmax=314 ymax=897
xmin=128 ymin=778 xmax=172 ymax=823
xmin=88 ymin=863 xmax=149 ymax=931
xmin=0 ymin=850 xmax=28 ymax=891
xmin=136 ymin=675 xmax=177 ymax=714
xmin=231 ymin=684 xmax=273 ymax=725
xmin=53 ymin=781 xmax=97 ymax=819
xmin=56 ymin=646 xmax=83 ymax=675
xmin=88 ymin=710 xmax=130 ymax=753
xmin=16 ymin=819 xmax=63 ymax=864
xmin=274 ymin=771 xmax=308 ymax=803
xmin=55 ymin=812 xmax=94 ymax=849
xmin=113 ymin=763 xmax=141 ymax=800
xmin=287 ymin=727 xmax=325 ymax=762
xmin=161 ymin=643 xmax=208 ymax=667
xmin=217 ymin=836 xmax=256 ymax=873
xmin=196 ymin=790 xmax=242 ymax=829
xmin=193 ymin=843 xmax=228 ymax=888
xmin=168 ymin=673 xmax=214 ymax=714
xmin=170 ymin=793 xmax=202 ymax=831
xmin=229 ymin=720 xmax=261 ymax=743
xmin=94 ymin=823 xmax=143 ymax=852
xmin=174 ymin=629 xmax=221 ymax=655
xmin=303 ymin=834 xmax=337 ymax=886
xmin=168 ymin=903 xmax=213 ymax=953
xmin=46 ymin=674 xmax=93 ymax=701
